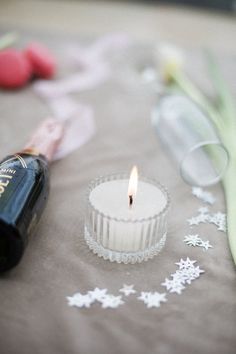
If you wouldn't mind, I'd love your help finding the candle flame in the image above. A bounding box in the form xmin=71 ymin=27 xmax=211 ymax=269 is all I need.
xmin=128 ymin=166 xmax=138 ymax=207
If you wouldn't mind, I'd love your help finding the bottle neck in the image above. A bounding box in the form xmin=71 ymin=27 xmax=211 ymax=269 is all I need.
xmin=23 ymin=119 xmax=64 ymax=162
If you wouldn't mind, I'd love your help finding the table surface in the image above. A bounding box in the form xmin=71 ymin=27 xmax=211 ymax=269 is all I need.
xmin=0 ymin=0 xmax=236 ymax=52
xmin=0 ymin=2 xmax=236 ymax=354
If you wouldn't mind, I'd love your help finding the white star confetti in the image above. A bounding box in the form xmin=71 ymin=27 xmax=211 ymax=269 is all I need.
xmin=161 ymin=278 xmax=174 ymax=291
xmin=100 ymin=295 xmax=124 ymax=309
xmin=162 ymin=277 xmax=186 ymax=294
xmin=67 ymin=296 xmax=81 ymax=307
xmin=66 ymin=293 xmax=94 ymax=308
xmin=187 ymin=213 xmax=209 ymax=226
xmin=187 ymin=210 xmax=226 ymax=232
xmin=169 ymin=282 xmax=185 ymax=295
xmin=138 ymin=292 xmax=167 ymax=308
xmin=173 ymin=269 xmax=195 ymax=285
xmin=184 ymin=234 xmax=202 ymax=246
xmin=88 ymin=288 xmax=108 ymax=302
xmin=192 ymin=187 xmax=215 ymax=204
xmin=198 ymin=206 xmax=209 ymax=214
xmin=199 ymin=240 xmax=213 ymax=251
xmin=67 ymin=256 xmax=205 ymax=311
xmin=137 ymin=292 xmax=150 ymax=302
xmin=183 ymin=234 xmax=213 ymax=251
xmin=119 ymin=284 xmax=136 ymax=296
xmin=162 ymin=258 xmax=205 ymax=294
xmin=192 ymin=266 xmax=205 ymax=278
xmin=175 ymin=257 xmax=197 ymax=269
xmin=208 ymin=212 xmax=226 ymax=232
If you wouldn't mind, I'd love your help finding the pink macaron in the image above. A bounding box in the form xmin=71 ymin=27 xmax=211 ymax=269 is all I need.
xmin=0 ymin=49 xmax=32 ymax=89
xmin=25 ymin=42 xmax=56 ymax=79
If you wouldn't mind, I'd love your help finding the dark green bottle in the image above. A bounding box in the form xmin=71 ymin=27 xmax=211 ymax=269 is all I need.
xmin=0 ymin=119 xmax=63 ymax=272
xmin=0 ymin=152 xmax=49 ymax=271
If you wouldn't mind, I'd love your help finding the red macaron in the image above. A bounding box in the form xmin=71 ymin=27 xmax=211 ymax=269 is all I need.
xmin=25 ymin=42 xmax=56 ymax=79
xmin=0 ymin=49 xmax=32 ymax=89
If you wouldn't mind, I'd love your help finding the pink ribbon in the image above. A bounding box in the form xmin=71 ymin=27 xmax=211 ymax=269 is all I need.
xmin=33 ymin=33 xmax=131 ymax=160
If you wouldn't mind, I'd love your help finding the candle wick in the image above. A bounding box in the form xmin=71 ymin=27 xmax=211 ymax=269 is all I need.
xmin=129 ymin=194 xmax=133 ymax=208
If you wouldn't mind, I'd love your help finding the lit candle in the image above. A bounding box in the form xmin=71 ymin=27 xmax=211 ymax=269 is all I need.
xmin=85 ymin=167 xmax=170 ymax=263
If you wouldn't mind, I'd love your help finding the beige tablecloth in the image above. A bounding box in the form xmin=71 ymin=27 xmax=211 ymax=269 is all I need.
xmin=0 ymin=29 xmax=236 ymax=354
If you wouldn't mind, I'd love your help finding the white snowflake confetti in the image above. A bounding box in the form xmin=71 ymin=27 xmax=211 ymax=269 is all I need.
xmin=66 ymin=293 xmax=94 ymax=308
xmin=138 ymin=292 xmax=150 ymax=302
xmin=119 ymin=284 xmax=136 ymax=296
xmin=175 ymin=257 xmax=197 ymax=269
xmin=88 ymin=288 xmax=108 ymax=302
xmin=100 ymin=295 xmax=124 ymax=309
xmin=187 ymin=210 xmax=226 ymax=232
xmin=208 ymin=212 xmax=226 ymax=232
xmin=192 ymin=187 xmax=215 ymax=204
xmin=138 ymin=292 xmax=167 ymax=308
xmin=169 ymin=282 xmax=185 ymax=295
xmin=192 ymin=266 xmax=205 ymax=278
xmin=187 ymin=213 xmax=209 ymax=226
xmin=174 ymin=266 xmax=204 ymax=284
xmin=161 ymin=278 xmax=175 ymax=291
xmin=198 ymin=206 xmax=209 ymax=214
xmin=173 ymin=269 xmax=195 ymax=285
xmin=162 ymin=258 xmax=205 ymax=294
xmin=183 ymin=234 xmax=213 ymax=251
xmin=200 ymin=240 xmax=213 ymax=251
xmin=67 ymin=296 xmax=80 ymax=307
xmin=162 ymin=277 xmax=186 ymax=293
xmin=184 ymin=234 xmax=202 ymax=246
xmin=187 ymin=217 xmax=201 ymax=226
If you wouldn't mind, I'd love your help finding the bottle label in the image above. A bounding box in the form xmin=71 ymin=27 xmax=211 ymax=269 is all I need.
xmin=0 ymin=167 xmax=27 ymax=206
xmin=0 ymin=154 xmax=30 ymax=202
xmin=0 ymin=168 xmax=16 ymax=198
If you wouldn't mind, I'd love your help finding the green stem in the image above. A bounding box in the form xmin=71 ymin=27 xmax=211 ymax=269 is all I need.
xmin=223 ymin=155 xmax=236 ymax=265
xmin=171 ymin=71 xmax=224 ymax=132
xmin=205 ymin=50 xmax=236 ymax=125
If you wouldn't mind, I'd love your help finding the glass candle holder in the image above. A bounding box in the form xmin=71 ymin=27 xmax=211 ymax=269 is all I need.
xmin=84 ymin=174 xmax=170 ymax=264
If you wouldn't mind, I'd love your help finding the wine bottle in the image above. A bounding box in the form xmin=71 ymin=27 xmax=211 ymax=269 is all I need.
xmin=0 ymin=119 xmax=63 ymax=272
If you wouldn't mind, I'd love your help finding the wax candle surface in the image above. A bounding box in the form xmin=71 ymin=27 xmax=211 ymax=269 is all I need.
xmin=89 ymin=179 xmax=167 ymax=220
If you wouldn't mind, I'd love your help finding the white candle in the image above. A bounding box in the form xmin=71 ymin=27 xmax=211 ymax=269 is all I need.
xmin=89 ymin=174 xmax=167 ymax=252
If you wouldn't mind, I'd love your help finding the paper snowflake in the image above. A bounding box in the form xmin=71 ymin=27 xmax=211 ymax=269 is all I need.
xmin=119 ymin=284 xmax=136 ymax=296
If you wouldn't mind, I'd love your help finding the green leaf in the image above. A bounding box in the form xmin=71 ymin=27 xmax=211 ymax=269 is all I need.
xmin=205 ymin=50 xmax=236 ymax=125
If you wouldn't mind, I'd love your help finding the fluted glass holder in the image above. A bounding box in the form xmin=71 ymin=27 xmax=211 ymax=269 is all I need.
xmin=84 ymin=174 xmax=170 ymax=264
